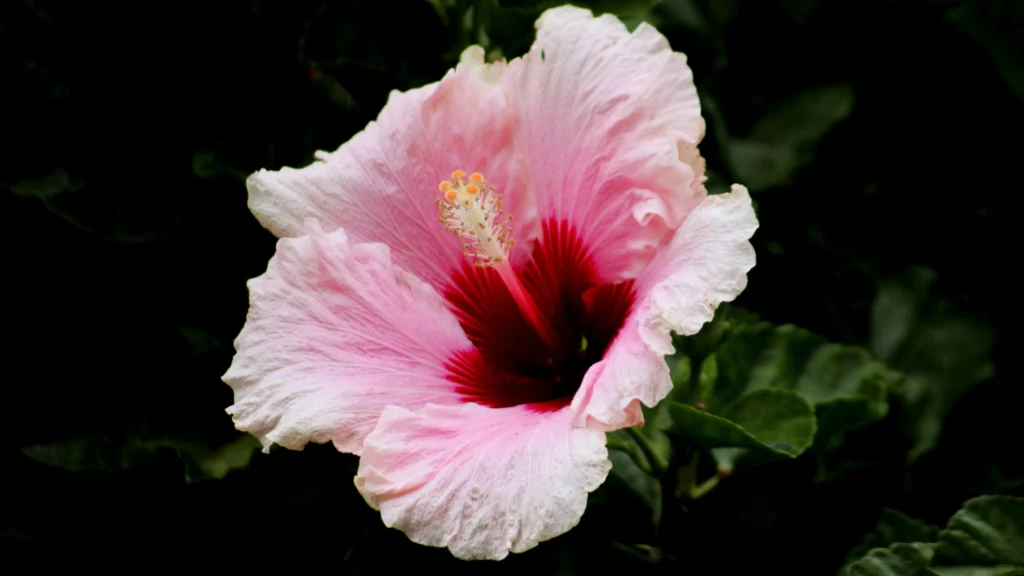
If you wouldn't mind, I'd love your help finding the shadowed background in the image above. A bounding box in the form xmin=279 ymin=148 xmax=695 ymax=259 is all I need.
xmin=3 ymin=0 xmax=1022 ymax=572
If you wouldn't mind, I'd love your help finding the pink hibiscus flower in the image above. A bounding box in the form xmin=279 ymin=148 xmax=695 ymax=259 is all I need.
xmin=223 ymin=5 xmax=757 ymax=560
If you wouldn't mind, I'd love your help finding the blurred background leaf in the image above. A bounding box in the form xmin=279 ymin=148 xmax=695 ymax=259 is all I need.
xmin=870 ymin=267 xmax=995 ymax=460
xmin=933 ymin=496 xmax=1024 ymax=569
xmin=945 ymin=1 xmax=1024 ymax=102
xmin=840 ymin=496 xmax=1024 ymax=576
xmin=729 ymin=83 xmax=854 ymax=192
xmin=21 ymin=434 xmax=156 ymax=472
xmin=841 ymin=541 xmax=936 ymax=576
xmin=847 ymin=508 xmax=941 ymax=565
xmin=146 ymin=434 xmax=262 ymax=483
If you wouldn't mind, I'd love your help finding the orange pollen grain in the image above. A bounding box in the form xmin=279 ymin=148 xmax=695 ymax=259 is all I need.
xmin=451 ymin=170 xmax=466 ymax=180
xmin=465 ymin=184 xmax=480 ymax=195
xmin=439 ymin=180 xmax=452 ymax=192
xmin=470 ymin=172 xmax=484 ymax=183
xmin=444 ymin=189 xmax=458 ymax=201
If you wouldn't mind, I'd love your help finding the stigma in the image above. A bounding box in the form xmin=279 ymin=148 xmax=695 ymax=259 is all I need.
xmin=437 ymin=170 xmax=514 ymax=267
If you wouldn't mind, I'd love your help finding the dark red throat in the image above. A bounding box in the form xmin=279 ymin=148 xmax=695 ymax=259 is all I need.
xmin=444 ymin=219 xmax=636 ymax=412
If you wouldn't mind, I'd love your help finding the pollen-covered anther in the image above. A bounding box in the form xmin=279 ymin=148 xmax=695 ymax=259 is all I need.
xmin=437 ymin=171 xmax=514 ymax=266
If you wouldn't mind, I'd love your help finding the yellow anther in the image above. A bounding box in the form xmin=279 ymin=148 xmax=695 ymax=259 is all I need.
xmin=436 ymin=169 xmax=513 ymax=269
xmin=434 ymin=169 xmax=557 ymax=349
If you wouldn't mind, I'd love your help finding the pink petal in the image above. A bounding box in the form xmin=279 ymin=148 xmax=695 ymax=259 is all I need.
xmin=637 ymin=185 xmax=759 ymax=352
xmin=503 ymin=5 xmax=707 ymax=283
xmin=571 ymin=185 xmax=758 ymax=429
xmin=222 ymin=224 xmax=471 ymax=454
xmin=355 ymin=402 xmax=611 ymax=560
xmin=246 ymin=49 xmax=535 ymax=289
xmin=570 ymin=316 xmax=670 ymax=430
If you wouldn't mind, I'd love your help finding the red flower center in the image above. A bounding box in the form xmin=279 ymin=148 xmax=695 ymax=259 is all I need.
xmin=444 ymin=219 xmax=636 ymax=411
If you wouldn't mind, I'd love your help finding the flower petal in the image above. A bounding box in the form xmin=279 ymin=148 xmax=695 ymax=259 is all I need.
xmin=355 ymin=402 xmax=611 ymax=560
xmin=503 ymin=5 xmax=707 ymax=282
xmin=246 ymin=50 xmax=534 ymax=289
xmin=570 ymin=317 xmax=671 ymax=430
xmin=222 ymin=224 xmax=470 ymax=454
xmin=571 ymin=185 xmax=758 ymax=429
xmin=637 ymin=184 xmax=758 ymax=354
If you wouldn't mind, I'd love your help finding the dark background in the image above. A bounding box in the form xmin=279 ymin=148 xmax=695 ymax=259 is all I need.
xmin=3 ymin=0 xmax=1021 ymax=572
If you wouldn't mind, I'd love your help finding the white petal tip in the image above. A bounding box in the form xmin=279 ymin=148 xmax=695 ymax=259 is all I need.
xmin=459 ymin=45 xmax=485 ymax=66
xmin=729 ymin=183 xmax=751 ymax=197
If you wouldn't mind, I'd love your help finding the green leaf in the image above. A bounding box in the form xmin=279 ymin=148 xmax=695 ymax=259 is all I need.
xmin=693 ymin=353 xmax=719 ymax=403
xmin=146 ymin=434 xmax=262 ymax=483
xmin=848 ymin=509 xmax=942 ymax=565
xmin=309 ymin=68 xmax=362 ymax=112
xmin=748 ymin=83 xmax=855 ymax=145
xmin=870 ymin=267 xmax=935 ymax=362
xmin=667 ymin=388 xmax=816 ymax=462
xmin=870 ymin=267 xmax=995 ymax=459
xmin=669 ymin=355 xmax=693 ymax=397
xmin=781 ymin=0 xmax=818 ymax=24
xmin=843 ymin=496 xmax=1024 ymax=576
xmin=675 ymin=303 xmax=761 ymax=362
xmin=727 ymin=140 xmax=803 ymax=192
xmin=10 ymin=167 xmax=78 ymax=200
xmin=841 ymin=542 xmax=937 ymax=576
xmin=608 ymin=448 xmax=661 ymax=514
xmin=931 ymin=568 xmax=1024 ymax=576
xmin=10 ymin=167 xmax=177 ymax=244
xmin=669 ymin=309 xmax=895 ymax=471
xmin=177 ymin=325 xmax=222 ymax=355
xmin=945 ymin=3 xmax=1024 ymax=102
xmin=21 ymin=433 xmax=262 ymax=483
xmin=425 ymin=0 xmax=456 ymax=20
xmin=729 ymin=84 xmax=854 ymax=191
xmin=638 ymin=402 xmax=675 ymax=454
xmin=21 ymin=434 xmax=155 ymax=471
xmin=714 ymin=322 xmax=895 ymax=441
xmin=585 ymin=0 xmax=664 ymax=30
xmin=658 ymin=0 xmax=708 ymax=34
xmin=606 ymin=427 xmax=666 ymax=524
xmin=191 ymin=150 xmax=247 ymax=181
xmin=798 ymin=344 xmax=893 ymax=439
xmin=581 ymin=0 xmax=663 ymax=17
xmin=707 ymin=0 xmax=740 ymax=25
xmin=934 ymin=496 xmax=1024 ymax=567
xmin=199 ymin=434 xmax=263 ymax=480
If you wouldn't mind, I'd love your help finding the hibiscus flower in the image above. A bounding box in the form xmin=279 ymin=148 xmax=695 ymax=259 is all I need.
xmin=223 ymin=5 xmax=757 ymax=560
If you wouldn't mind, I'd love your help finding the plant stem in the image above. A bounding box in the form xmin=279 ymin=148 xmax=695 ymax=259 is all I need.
xmin=677 ymin=451 xmax=724 ymax=500
xmin=610 ymin=540 xmax=659 ymax=564
xmin=625 ymin=427 xmax=669 ymax=474
xmin=690 ymin=476 xmax=721 ymax=499
xmin=607 ymin=436 xmax=652 ymax=475
xmin=677 ymin=451 xmax=699 ymax=498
